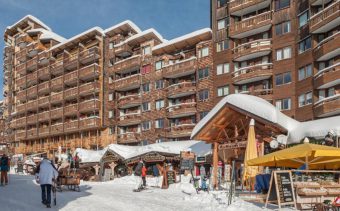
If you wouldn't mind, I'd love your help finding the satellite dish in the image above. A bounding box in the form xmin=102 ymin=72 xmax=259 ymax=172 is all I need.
xmin=277 ymin=135 xmax=288 ymax=145
xmin=270 ymin=139 xmax=279 ymax=149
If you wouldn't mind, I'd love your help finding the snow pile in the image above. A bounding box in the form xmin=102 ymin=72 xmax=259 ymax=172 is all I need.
xmin=75 ymin=148 xmax=106 ymax=163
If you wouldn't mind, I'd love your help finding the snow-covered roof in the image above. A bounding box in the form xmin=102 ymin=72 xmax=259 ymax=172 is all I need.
xmin=104 ymin=20 xmax=141 ymax=35
xmin=115 ymin=28 xmax=164 ymax=47
xmin=75 ymin=148 xmax=107 ymax=163
xmin=288 ymin=116 xmax=340 ymax=142
xmin=105 ymin=144 xmax=140 ymax=159
xmin=50 ymin=26 xmax=104 ymax=51
xmin=27 ymin=28 xmax=66 ymax=43
xmin=185 ymin=142 xmax=212 ymax=157
xmin=152 ymin=28 xmax=212 ymax=54
xmin=6 ymin=15 xmax=52 ymax=32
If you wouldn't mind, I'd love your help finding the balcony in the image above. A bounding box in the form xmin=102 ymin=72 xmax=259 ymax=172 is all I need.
xmin=51 ymin=124 xmax=63 ymax=134
xmin=79 ymin=99 xmax=100 ymax=113
xmin=16 ymin=63 xmax=26 ymax=75
xmin=64 ymin=87 xmax=78 ymax=100
xmin=163 ymin=58 xmax=197 ymax=79
xmin=27 ymin=115 xmax=37 ymax=125
xmin=310 ymin=0 xmax=332 ymax=6
xmin=26 ymin=86 xmax=37 ymax=99
xmin=240 ymin=89 xmax=273 ymax=101
xmin=314 ymin=94 xmax=340 ymax=117
xmin=16 ymin=49 xmax=27 ymax=62
xmin=79 ymin=117 xmax=100 ymax=129
xmin=50 ymin=92 xmax=63 ymax=104
xmin=118 ymin=113 xmax=141 ymax=126
xmin=166 ymin=124 xmax=195 ymax=138
xmin=4 ymin=46 xmax=14 ymax=56
xmin=26 ymin=100 xmax=38 ymax=112
xmin=64 ymin=55 xmax=78 ymax=71
xmin=38 ymin=67 xmax=50 ymax=80
xmin=64 ymin=104 xmax=78 ymax=116
xmin=314 ymin=63 xmax=340 ymax=89
xmin=113 ymin=55 xmax=141 ymax=73
xmin=27 ymin=43 xmax=45 ymax=58
xmin=229 ymin=0 xmax=271 ymax=16
xmin=64 ymin=71 xmax=78 ymax=86
xmin=117 ymin=132 xmax=141 ymax=144
xmin=167 ymin=82 xmax=196 ymax=98
xmin=16 ymin=131 xmax=26 ymax=140
xmin=26 ymin=72 xmax=38 ymax=87
xmin=230 ymin=11 xmax=272 ymax=39
xmin=64 ymin=120 xmax=79 ymax=132
xmin=232 ymin=63 xmax=273 ymax=85
xmin=38 ymin=96 xmax=49 ymax=108
xmin=26 ymin=58 xmax=38 ymax=71
xmin=51 ymin=76 xmax=63 ymax=91
xmin=38 ymin=81 xmax=50 ymax=95
xmin=16 ymin=90 xmax=26 ymax=102
xmin=39 ymin=127 xmax=50 ymax=136
xmin=16 ymin=77 xmax=26 ymax=89
xmin=79 ymin=63 xmax=100 ymax=80
xmin=16 ymin=35 xmax=32 ymax=48
xmin=50 ymin=61 xmax=63 ymax=76
xmin=38 ymin=111 xmax=50 ymax=122
xmin=310 ymin=1 xmax=340 ymax=33
xmin=114 ymin=43 xmax=132 ymax=57
xmin=27 ymin=128 xmax=37 ymax=138
xmin=38 ymin=51 xmax=50 ymax=66
xmin=167 ymin=102 xmax=197 ymax=118
xmin=118 ymin=94 xmax=141 ymax=109
xmin=16 ymin=104 xmax=26 ymax=114
xmin=79 ymin=82 xmax=100 ymax=96
xmin=50 ymin=108 xmax=63 ymax=120
xmin=79 ymin=46 xmax=101 ymax=65
xmin=15 ymin=117 xmax=26 ymax=128
xmin=114 ymin=74 xmax=141 ymax=91
xmin=313 ymin=32 xmax=340 ymax=61
xmin=233 ymin=39 xmax=272 ymax=62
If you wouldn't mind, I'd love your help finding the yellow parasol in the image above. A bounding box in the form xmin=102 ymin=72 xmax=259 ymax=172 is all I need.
xmin=243 ymin=119 xmax=259 ymax=181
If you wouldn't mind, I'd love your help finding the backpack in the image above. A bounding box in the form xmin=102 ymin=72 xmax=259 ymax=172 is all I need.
xmin=134 ymin=163 xmax=143 ymax=176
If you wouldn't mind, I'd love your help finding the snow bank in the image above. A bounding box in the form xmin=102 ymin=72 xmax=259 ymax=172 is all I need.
xmin=75 ymin=148 xmax=106 ymax=163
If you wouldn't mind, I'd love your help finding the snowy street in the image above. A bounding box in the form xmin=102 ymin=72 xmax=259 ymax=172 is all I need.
xmin=0 ymin=174 xmax=272 ymax=211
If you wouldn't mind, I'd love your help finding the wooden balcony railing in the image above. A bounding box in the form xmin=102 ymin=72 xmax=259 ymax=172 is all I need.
xmin=51 ymin=124 xmax=63 ymax=134
xmin=229 ymin=0 xmax=270 ymax=15
xmin=79 ymin=46 xmax=101 ymax=64
xmin=114 ymin=74 xmax=141 ymax=91
xmin=310 ymin=1 xmax=340 ymax=33
xmin=117 ymin=132 xmax=141 ymax=144
xmin=16 ymin=63 xmax=26 ymax=75
xmin=64 ymin=71 xmax=78 ymax=85
xmin=16 ymin=77 xmax=26 ymax=89
xmin=114 ymin=43 xmax=132 ymax=56
xmin=117 ymin=94 xmax=141 ymax=108
xmin=64 ymin=104 xmax=78 ymax=116
xmin=26 ymin=58 xmax=38 ymax=70
xmin=16 ymin=131 xmax=26 ymax=140
xmin=118 ymin=113 xmax=141 ymax=126
xmin=38 ymin=111 xmax=50 ymax=122
xmin=51 ymin=76 xmax=63 ymax=90
xmin=39 ymin=127 xmax=50 ymax=136
xmin=50 ymin=108 xmax=63 ymax=119
xmin=167 ymin=102 xmax=197 ymax=118
xmin=79 ymin=63 xmax=100 ymax=79
xmin=16 ymin=49 xmax=27 ymax=61
xmin=79 ymin=117 xmax=100 ymax=129
xmin=314 ymin=63 xmax=340 ymax=89
xmin=26 ymin=72 xmax=38 ymax=87
xmin=26 ymin=100 xmax=38 ymax=112
xmin=38 ymin=96 xmax=50 ymax=107
xmin=167 ymin=82 xmax=196 ymax=98
xmin=50 ymin=92 xmax=63 ymax=103
xmin=162 ymin=57 xmax=197 ymax=78
xmin=113 ymin=55 xmax=141 ymax=72
xmin=233 ymin=39 xmax=272 ymax=61
xmin=27 ymin=128 xmax=37 ymax=137
xmin=38 ymin=81 xmax=50 ymax=94
xmin=16 ymin=90 xmax=26 ymax=102
xmin=26 ymin=86 xmax=37 ymax=99
xmin=166 ymin=124 xmax=195 ymax=138
xmin=16 ymin=104 xmax=26 ymax=114
xmin=64 ymin=54 xmax=78 ymax=70
xmin=79 ymin=99 xmax=100 ymax=113
xmin=233 ymin=63 xmax=273 ymax=85
xmin=15 ymin=117 xmax=26 ymax=128
xmin=64 ymin=121 xmax=78 ymax=131
xmin=38 ymin=67 xmax=50 ymax=79
xmin=27 ymin=115 xmax=37 ymax=125
xmin=314 ymin=94 xmax=340 ymax=117
xmin=313 ymin=32 xmax=340 ymax=60
xmin=79 ymin=82 xmax=100 ymax=96
xmin=50 ymin=61 xmax=63 ymax=75
xmin=64 ymin=87 xmax=78 ymax=100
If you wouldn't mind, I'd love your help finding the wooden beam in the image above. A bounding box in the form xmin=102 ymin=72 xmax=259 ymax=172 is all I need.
xmin=213 ymin=142 xmax=218 ymax=189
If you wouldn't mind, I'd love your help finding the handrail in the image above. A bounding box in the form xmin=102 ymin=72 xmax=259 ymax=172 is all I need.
xmin=233 ymin=63 xmax=272 ymax=75
xmin=166 ymin=102 xmax=196 ymax=109
xmin=314 ymin=62 xmax=340 ymax=78
xmin=167 ymin=81 xmax=196 ymax=89
xmin=314 ymin=32 xmax=340 ymax=50
xmin=314 ymin=94 xmax=340 ymax=106
xmin=163 ymin=57 xmax=197 ymax=68
xmin=233 ymin=39 xmax=272 ymax=52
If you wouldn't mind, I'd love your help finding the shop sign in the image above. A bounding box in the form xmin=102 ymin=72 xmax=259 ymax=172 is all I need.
xmin=218 ymin=141 xmax=247 ymax=150
xmin=142 ymin=152 xmax=165 ymax=162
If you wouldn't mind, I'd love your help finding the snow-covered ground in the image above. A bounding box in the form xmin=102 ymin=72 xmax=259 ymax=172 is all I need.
xmin=0 ymin=174 xmax=277 ymax=211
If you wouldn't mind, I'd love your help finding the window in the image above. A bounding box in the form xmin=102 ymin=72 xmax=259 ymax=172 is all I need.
xmin=109 ymin=93 xmax=114 ymax=101
xmin=155 ymin=119 xmax=164 ymax=129
xmin=199 ymin=89 xmax=209 ymax=101
xmin=109 ymin=110 xmax=114 ymax=118
xmin=200 ymin=111 xmax=209 ymax=120
xmin=298 ymin=92 xmax=313 ymax=107
xmin=217 ymin=18 xmax=229 ymax=30
xmin=155 ymin=99 xmax=165 ymax=110
xmin=198 ymin=47 xmax=209 ymax=58
xmin=108 ymin=58 xmax=114 ymax=67
xmin=298 ymin=37 xmax=311 ymax=54
xmin=217 ymin=85 xmax=229 ymax=97
xmin=141 ymin=65 xmax=151 ymax=74
xmin=217 ymin=0 xmax=227 ymax=7
xmin=306 ymin=92 xmax=313 ymax=105
xmin=142 ymin=102 xmax=150 ymax=111
xmin=276 ymin=47 xmax=291 ymax=60
xmin=275 ymin=0 xmax=290 ymax=10
xmin=109 ymin=127 xmax=115 ymax=135
xmin=155 ymin=80 xmax=164 ymax=89
xmin=328 ymin=87 xmax=335 ymax=97
xmin=155 ymin=60 xmax=164 ymax=70
xmin=217 ymin=63 xmax=229 ymax=75
xmin=142 ymin=45 xmax=151 ymax=55
xmin=276 ymin=98 xmax=291 ymax=111
xmin=155 ymin=138 xmax=164 ymax=143
xmin=142 ymin=83 xmax=150 ymax=93
xmin=275 ymin=21 xmax=291 ymax=35
xmin=275 ymin=72 xmax=292 ymax=85
xmin=142 ymin=121 xmax=151 ymax=131
xmin=216 ymin=40 xmax=229 ymax=52
xmin=299 ymin=11 xmax=308 ymax=28
xmin=298 ymin=64 xmax=313 ymax=81
xmin=140 ymin=140 xmax=149 ymax=146
xmin=198 ymin=67 xmax=209 ymax=79
xmin=109 ymin=42 xmax=114 ymax=49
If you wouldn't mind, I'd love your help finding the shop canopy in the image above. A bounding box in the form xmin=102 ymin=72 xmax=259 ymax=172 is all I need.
xmin=246 ymin=143 xmax=340 ymax=169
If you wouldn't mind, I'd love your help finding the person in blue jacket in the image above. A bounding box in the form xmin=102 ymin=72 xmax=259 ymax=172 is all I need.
xmin=1 ymin=153 xmax=10 ymax=186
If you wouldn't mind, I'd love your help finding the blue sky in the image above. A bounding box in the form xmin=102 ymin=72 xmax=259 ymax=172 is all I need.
xmin=0 ymin=0 xmax=210 ymax=100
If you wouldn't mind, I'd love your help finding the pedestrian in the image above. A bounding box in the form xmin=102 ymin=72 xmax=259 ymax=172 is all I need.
xmin=133 ymin=160 xmax=143 ymax=191
xmin=35 ymin=157 xmax=58 ymax=208
xmin=0 ymin=153 xmax=10 ymax=186
xmin=141 ymin=164 xmax=147 ymax=187
xmin=152 ymin=165 xmax=160 ymax=187
xmin=74 ymin=153 xmax=80 ymax=169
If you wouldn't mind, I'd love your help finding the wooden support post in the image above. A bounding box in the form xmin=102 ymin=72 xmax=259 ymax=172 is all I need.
xmin=213 ymin=142 xmax=219 ymax=189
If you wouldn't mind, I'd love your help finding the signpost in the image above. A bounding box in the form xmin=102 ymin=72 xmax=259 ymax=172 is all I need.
xmin=265 ymin=170 xmax=297 ymax=209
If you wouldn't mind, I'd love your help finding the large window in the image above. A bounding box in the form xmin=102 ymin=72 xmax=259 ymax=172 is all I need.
xmin=155 ymin=60 xmax=164 ymax=70
xmin=298 ymin=64 xmax=313 ymax=81
xmin=142 ymin=121 xmax=151 ymax=131
xmin=299 ymin=11 xmax=308 ymax=28
xmin=275 ymin=21 xmax=291 ymax=35
xmin=275 ymin=0 xmax=290 ymax=10
xmin=155 ymin=80 xmax=164 ymax=89
xmin=298 ymin=92 xmax=313 ymax=107
xmin=276 ymin=98 xmax=291 ymax=111
xmin=198 ymin=67 xmax=209 ymax=79
xmin=275 ymin=72 xmax=292 ymax=86
xmin=298 ymin=37 xmax=311 ymax=54
xmin=217 ymin=18 xmax=229 ymax=30
xmin=155 ymin=99 xmax=165 ymax=110
xmin=142 ymin=45 xmax=151 ymax=55
xmin=142 ymin=102 xmax=150 ymax=111
xmin=217 ymin=85 xmax=229 ymax=97
xmin=198 ymin=47 xmax=209 ymax=58
xmin=199 ymin=89 xmax=209 ymax=101
xmin=216 ymin=40 xmax=229 ymax=52
xmin=276 ymin=46 xmax=292 ymax=61
xmin=155 ymin=119 xmax=164 ymax=129
xmin=217 ymin=63 xmax=229 ymax=75
xmin=142 ymin=83 xmax=150 ymax=93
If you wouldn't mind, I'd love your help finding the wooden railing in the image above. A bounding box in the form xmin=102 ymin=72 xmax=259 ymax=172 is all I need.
xmin=113 ymin=55 xmax=141 ymax=72
xmin=114 ymin=74 xmax=141 ymax=90
xmin=162 ymin=57 xmax=197 ymax=78
xmin=167 ymin=102 xmax=197 ymax=118
xmin=233 ymin=39 xmax=272 ymax=60
xmin=79 ymin=63 xmax=100 ymax=79
xmin=167 ymin=82 xmax=196 ymax=97
xmin=310 ymin=1 xmax=339 ymax=32
xmin=230 ymin=11 xmax=272 ymax=36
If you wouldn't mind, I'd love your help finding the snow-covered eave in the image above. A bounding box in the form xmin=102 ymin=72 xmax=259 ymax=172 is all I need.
xmin=6 ymin=15 xmax=52 ymax=33
xmin=152 ymin=28 xmax=212 ymax=53
xmin=50 ymin=26 xmax=104 ymax=51
xmin=27 ymin=28 xmax=66 ymax=43
xmin=115 ymin=28 xmax=164 ymax=47
xmin=104 ymin=20 xmax=141 ymax=35
xmin=125 ymin=150 xmax=179 ymax=161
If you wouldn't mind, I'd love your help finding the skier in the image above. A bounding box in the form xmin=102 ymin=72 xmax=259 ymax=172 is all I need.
xmin=35 ymin=157 xmax=58 ymax=208
xmin=0 ymin=153 xmax=10 ymax=186
xmin=141 ymin=164 xmax=147 ymax=187
xmin=133 ymin=160 xmax=143 ymax=192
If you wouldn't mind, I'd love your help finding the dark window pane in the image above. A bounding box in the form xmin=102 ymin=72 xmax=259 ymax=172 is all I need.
xmin=275 ymin=24 xmax=282 ymax=35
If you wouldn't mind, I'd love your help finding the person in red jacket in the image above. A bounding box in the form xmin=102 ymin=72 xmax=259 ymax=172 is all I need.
xmin=141 ymin=164 xmax=147 ymax=187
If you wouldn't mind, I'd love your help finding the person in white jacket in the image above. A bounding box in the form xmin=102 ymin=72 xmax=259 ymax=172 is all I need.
xmin=35 ymin=158 xmax=58 ymax=208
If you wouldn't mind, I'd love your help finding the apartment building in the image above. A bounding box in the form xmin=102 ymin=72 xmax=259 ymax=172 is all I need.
xmin=211 ymin=0 xmax=339 ymax=121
